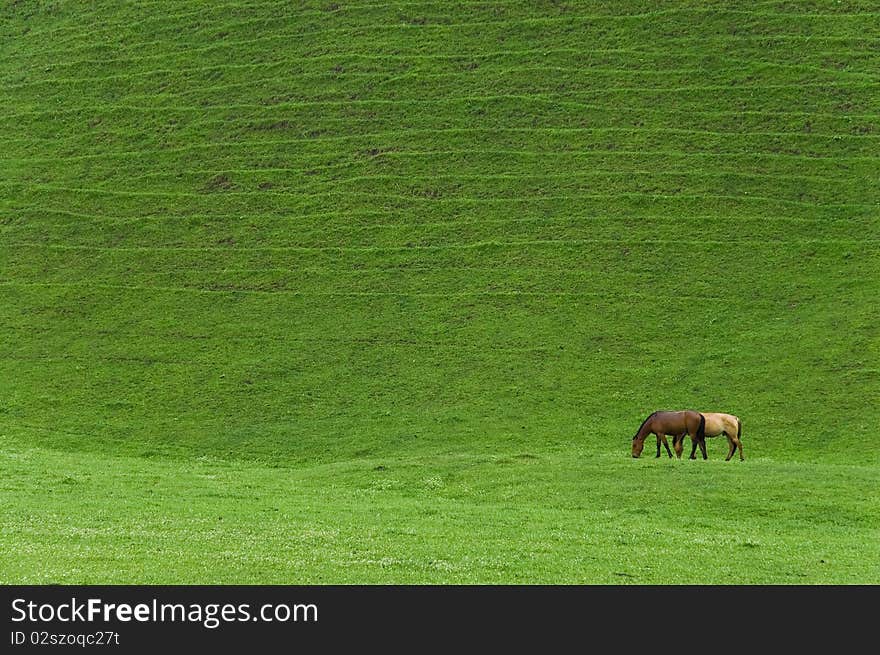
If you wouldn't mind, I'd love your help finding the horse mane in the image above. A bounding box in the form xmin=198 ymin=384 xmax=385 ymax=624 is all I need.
xmin=632 ymin=411 xmax=657 ymax=440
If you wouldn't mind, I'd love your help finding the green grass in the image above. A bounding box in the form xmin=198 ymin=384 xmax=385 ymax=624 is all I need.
xmin=3 ymin=440 xmax=878 ymax=584
xmin=0 ymin=0 xmax=878 ymax=583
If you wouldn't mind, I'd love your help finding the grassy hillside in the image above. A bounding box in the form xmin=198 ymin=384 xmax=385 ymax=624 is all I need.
xmin=1 ymin=1 xmax=878 ymax=583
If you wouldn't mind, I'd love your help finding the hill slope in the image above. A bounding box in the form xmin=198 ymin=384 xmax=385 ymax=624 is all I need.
xmin=0 ymin=1 xmax=878 ymax=583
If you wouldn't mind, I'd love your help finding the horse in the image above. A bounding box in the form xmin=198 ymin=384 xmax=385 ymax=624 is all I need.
xmin=631 ymin=410 xmax=705 ymax=458
xmin=676 ymin=412 xmax=743 ymax=461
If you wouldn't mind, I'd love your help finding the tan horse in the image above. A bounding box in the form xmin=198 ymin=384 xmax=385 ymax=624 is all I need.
xmin=631 ymin=410 xmax=705 ymax=458
xmin=675 ymin=412 xmax=743 ymax=461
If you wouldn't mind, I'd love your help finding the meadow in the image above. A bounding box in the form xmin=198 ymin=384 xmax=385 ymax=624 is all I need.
xmin=0 ymin=0 xmax=878 ymax=583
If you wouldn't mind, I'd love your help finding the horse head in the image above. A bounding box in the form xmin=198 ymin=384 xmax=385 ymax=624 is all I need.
xmin=631 ymin=434 xmax=646 ymax=458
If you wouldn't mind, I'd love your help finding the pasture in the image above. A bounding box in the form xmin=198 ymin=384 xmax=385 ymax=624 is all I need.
xmin=3 ymin=441 xmax=878 ymax=584
xmin=0 ymin=0 xmax=878 ymax=584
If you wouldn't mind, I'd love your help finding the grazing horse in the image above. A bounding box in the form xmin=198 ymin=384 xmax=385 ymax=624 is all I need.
xmin=631 ymin=410 xmax=705 ymax=458
xmin=678 ymin=412 xmax=744 ymax=461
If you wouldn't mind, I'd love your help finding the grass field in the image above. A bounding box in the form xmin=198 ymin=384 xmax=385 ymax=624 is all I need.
xmin=1 ymin=1 xmax=878 ymax=584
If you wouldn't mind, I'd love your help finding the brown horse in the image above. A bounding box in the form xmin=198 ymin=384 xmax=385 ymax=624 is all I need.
xmin=677 ymin=412 xmax=743 ymax=461
xmin=631 ymin=410 xmax=705 ymax=458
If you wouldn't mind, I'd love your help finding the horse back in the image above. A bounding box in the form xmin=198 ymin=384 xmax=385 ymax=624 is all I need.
xmin=702 ymin=412 xmax=740 ymax=436
xmin=650 ymin=410 xmax=692 ymax=434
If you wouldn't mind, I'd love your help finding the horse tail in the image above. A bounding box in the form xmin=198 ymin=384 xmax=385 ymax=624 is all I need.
xmin=737 ymin=417 xmax=742 ymax=440
xmin=697 ymin=413 xmax=706 ymax=440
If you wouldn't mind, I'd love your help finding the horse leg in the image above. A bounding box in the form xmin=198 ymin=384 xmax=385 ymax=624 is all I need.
xmin=698 ymin=437 xmax=708 ymax=460
xmin=689 ymin=437 xmax=698 ymax=460
xmin=673 ymin=434 xmax=684 ymax=459
xmin=653 ymin=433 xmax=672 ymax=458
xmin=661 ymin=434 xmax=673 ymax=458
xmin=732 ymin=434 xmax=744 ymax=461
xmin=725 ymin=435 xmax=735 ymax=461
